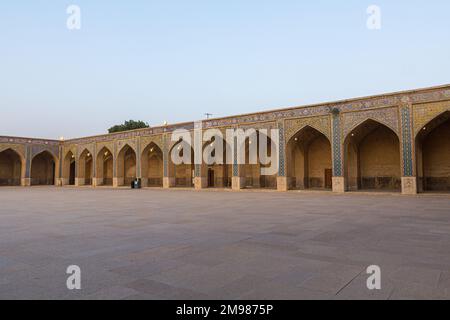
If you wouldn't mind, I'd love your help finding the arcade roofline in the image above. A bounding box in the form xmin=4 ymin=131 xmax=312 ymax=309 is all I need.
xmin=1 ymin=83 xmax=449 ymax=145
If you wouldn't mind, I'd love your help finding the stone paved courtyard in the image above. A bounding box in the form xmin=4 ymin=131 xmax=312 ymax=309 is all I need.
xmin=0 ymin=187 xmax=450 ymax=300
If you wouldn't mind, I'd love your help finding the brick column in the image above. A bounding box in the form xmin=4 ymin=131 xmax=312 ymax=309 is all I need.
xmin=75 ymin=148 xmax=85 ymax=186
xmin=194 ymin=164 xmax=208 ymax=189
xmin=231 ymin=133 xmax=244 ymax=190
xmin=331 ymin=109 xmax=345 ymax=192
xmin=400 ymin=103 xmax=417 ymax=194
xmin=136 ymin=137 xmax=141 ymax=180
xmin=112 ymin=142 xmax=121 ymax=187
xmin=276 ymin=120 xmax=288 ymax=191
xmin=56 ymin=145 xmax=64 ymax=186
xmin=22 ymin=145 xmax=32 ymax=186
xmin=193 ymin=122 xmax=207 ymax=189
xmin=162 ymin=134 xmax=175 ymax=188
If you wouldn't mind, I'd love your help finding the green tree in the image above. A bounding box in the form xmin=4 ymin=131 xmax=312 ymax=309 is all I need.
xmin=108 ymin=120 xmax=150 ymax=133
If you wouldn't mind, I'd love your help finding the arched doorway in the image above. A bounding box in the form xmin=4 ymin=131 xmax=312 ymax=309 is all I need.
xmin=0 ymin=149 xmax=23 ymax=186
xmin=96 ymin=147 xmax=113 ymax=186
xmin=116 ymin=145 xmax=137 ymax=186
xmin=202 ymin=137 xmax=232 ymax=188
xmin=344 ymin=119 xmax=401 ymax=191
xmin=168 ymin=140 xmax=194 ymax=188
xmin=78 ymin=149 xmax=93 ymax=186
xmin=31 ymin=151 xmax=56 ymax=186
xmin=416 ymin=111 xmax=450 ymax=192
xmin=238 ymin=132 xmax=277 ymax=189
xmin=141 ymin=142 xmax=163 ymax=187
xmin=286 ymin=126 xmax=332 ymax=190
xmin=62 ymin=151 xmax=76 ymax=185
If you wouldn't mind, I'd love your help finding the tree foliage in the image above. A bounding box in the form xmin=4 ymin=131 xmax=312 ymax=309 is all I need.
xmin=108 ymin=120 xmax=149 ymax=133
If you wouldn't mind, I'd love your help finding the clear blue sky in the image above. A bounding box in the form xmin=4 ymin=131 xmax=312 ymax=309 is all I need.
xmin=1 ymin=1 xmax=449 ymax=139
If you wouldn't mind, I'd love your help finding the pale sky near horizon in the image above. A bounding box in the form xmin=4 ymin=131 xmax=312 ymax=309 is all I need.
xmin=1 ymin=1 xmax=449 ymax=139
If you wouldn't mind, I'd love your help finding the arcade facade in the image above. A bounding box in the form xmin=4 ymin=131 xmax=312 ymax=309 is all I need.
xmin=1 ymin=84 xmax=449 ymax=194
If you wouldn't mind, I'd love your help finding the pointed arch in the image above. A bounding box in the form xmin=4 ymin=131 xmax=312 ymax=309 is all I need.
xmin=141 ymin=139 xmax=163 ymax=154
xmin=285 ymin=118 xmax=331 ymax=147
xmin=62 ymin=150 xmax=76 ymax=185
xmin=0 ymin=148 xmax=25 ymax=186
xmin=96 ymin=146 xmax=113 ymax=186
xmin=116 ymin=144 xmax=137 ymax=186
xmin=345 ymin=117 xmax=400 ymax=142
xmin=415 ymin=110 xmax=450 ymax=140
xmin=236 ymin=130 xmax=277 ymax=189
xmin=141 ymin=142 xmax=163 ymax=187
xmin=286 ymin=125 xmax=332 ymax=190
xmin=344 ymin=119 xmax=401 ymax=191
xmin=0 ymin=145 xmax=25 ymax=159
xmin=168 ymin=131 xmax=194 ymax=154
xmin=78 ymin=149 xmax=93 ymax=186
xmin=31 ymin=147 xmax=58 ymax=162
xmin=201 ymin=134 xmax=232 ymax=188
xmin=413 ymin=102 xmax=450 ymax=137
xmin=168 ymin=139 xmax=194 ymax=187
xmin=415 ymin=110 xmax=450 ymax=192
xmin=31 ymin=150 xmax=56 ymax=186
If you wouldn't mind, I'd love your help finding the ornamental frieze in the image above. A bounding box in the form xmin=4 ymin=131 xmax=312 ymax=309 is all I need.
xmin=412 ymin=100 xmax=450 ymax=137
xmin=167 ymin=131 xmax=195 ymax=152
xmin=1 ymin=85 xmax=449 ymax=149
xmin=96 ymin=141 xmax=115 ymax=155
xmin=140 ymin=135 xmax=163 ymax=151
xmin=342 ymin=107 xmax=399 ymax=139
xmin=62 ymin=145 xmax=77 ymax=158
xmin=284 ymin=116 xmax=331 ymax=143
xmin=0 ymin=143 xmax=26 ymax=159
xmin=77 ymin=144 xmax=94 ymax=158
xmin=237 ymin=121 xmax=277 ymax=131
xmin=54 ymin=86 xmax=450 ymax=146
xmin=31 ymin=145 xmax=59 ymax=160
xmin=116 ymin=138 xmax=137 ymax=155
xmin=0 ymin=136 xmax=59 ymax=146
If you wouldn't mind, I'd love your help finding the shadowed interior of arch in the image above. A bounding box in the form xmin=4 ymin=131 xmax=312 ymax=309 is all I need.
xmin=96 ymin=147 xmax=113 ymax=186
xmin=201 ymin=137 xmax=232 ymax=188
xmin=141 ymin=142 xmax=163 ymax=187
xmin=116 ymin=144 xmax=137 ymax=186
xmin=168 ymin=141 xmax=194 ymax=187
xmin=344 ymin=119 xmax=401 ymax=191
xmin=78 ymin=149 xmax=93 ymax=186
xmin=415 ymin=111 xmax=450 ymax=192
xmin=31 ymin=151 xmax=55 ymax=186
xmin=286 ymin=126 xmax=332 ymax=190
xmin=237 ymin=132 xmax=277 ymax=189
xmin=0 ymin=149 xmax=23 ymax=186
xmin=62 ymin=151 xmax=76 ymax=185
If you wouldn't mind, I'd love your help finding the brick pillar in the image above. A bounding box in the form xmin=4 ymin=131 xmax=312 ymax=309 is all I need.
xmin=22 ymin=145 xmax=32 ymax=186
xmin=112 ymin=143 xmax=121 ymax=187
xmin=277 ymin=120 xmax=288 ymax=191
xmin=56 ymin=145 xmax=64 ymax=186
xmin=162 ymin=134 xmax=175 ymax=188
xmin=231 ymin=134 xmax=244 ymax=190
xmin=331 ymin=109 xmax=346 ymax=192
xmin=136 ymin=137 xmax=141 ymax=180
xmin=400 ymin=104 xmax=417 ymax=194
xmin=194 ymin=164 xmax=208 ymax=190
xmin=91 ymin=144 xmax=98 ymax=187
xmin=193 ymin=121 xmax=206 ymax=190
xmin=75 ymin=150 xmax=85 ymax=186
